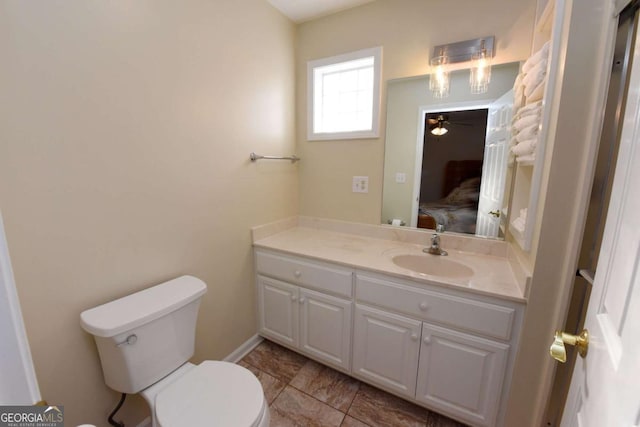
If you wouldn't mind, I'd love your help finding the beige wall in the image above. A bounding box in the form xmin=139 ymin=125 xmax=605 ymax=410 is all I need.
xmin=296 ymin=0 xmax=536 ymax=224
xmin=0 ymin=1 xmax=296 ymax=425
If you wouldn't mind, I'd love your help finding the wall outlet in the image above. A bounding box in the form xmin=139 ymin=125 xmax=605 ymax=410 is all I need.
xmin=395 ymin=172 xmax=407 ymax=184
xmin=352 ymin=176 xmax=369 ymax=193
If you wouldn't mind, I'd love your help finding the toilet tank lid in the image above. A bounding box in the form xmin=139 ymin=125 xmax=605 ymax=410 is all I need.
xmin=80 ymin=275 xmax=207 ymax=338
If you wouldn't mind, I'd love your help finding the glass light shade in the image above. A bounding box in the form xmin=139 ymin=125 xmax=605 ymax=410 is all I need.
xmin=470 ymin=50 xmax=492 ymax=94
xmin=429 ymin=55 xmax=450 ymax=98
xmin=431 ymin=126 xmax=448 ymax=136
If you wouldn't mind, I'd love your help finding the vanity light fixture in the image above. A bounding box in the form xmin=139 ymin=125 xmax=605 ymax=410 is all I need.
xmin=470 ymin=39 xmax=492 ymax=94
xmin=429 ymin=52 xmax=450 ymax=98
xmin=430 ymin=36 xmax=495 ymax=97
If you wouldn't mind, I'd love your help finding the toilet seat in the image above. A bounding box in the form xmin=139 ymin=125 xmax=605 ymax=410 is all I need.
xmin=155 ymin=361 xmax=267 ymax=427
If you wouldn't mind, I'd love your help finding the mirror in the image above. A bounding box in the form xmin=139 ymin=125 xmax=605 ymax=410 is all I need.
xmin=382 ymin=62 xmax=521 ymax=239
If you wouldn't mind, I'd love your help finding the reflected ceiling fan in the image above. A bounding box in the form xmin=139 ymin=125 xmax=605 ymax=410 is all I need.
xmin=426 ymin=114 xmax=474 ymax=136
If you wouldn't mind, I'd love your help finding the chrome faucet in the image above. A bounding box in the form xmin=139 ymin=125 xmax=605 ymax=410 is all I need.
xmin=424 ymin=233 xmax=448 ymax=256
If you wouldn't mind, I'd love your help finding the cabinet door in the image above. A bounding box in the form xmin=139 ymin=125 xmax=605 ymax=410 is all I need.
xmin=352 ymin=304 xmax=421 ymax=398
xmin=299 ymin=288 xmax=352 ymax=371
xmin=416 ymin=323 xmax=509 ymax=427
xmin=257 ymin=276 xmax=298 ymax=347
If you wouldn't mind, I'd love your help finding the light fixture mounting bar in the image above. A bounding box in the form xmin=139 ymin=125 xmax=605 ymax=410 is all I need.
xmin=432 ymin=36 xmax=495 ymax=64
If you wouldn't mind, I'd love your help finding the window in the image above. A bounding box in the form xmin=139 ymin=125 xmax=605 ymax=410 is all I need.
xmin=307 ymin=46 xmax=382 ymax=140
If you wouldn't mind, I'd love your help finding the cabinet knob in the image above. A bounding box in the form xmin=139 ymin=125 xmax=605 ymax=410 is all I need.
xmin=423 ymin=336 xmax=432 ymax=345
xmin=419 ymin=302 xmax=428 ymax=311
xmin=291 ymin=295 xmax=297 ymax=302
xmin=299 ymin=296 xmax=306 ymax=304
xmin=410 ymin=333 xmax=419 ymax=341
xmin=294 ymin=270 xmax=302 ymax=278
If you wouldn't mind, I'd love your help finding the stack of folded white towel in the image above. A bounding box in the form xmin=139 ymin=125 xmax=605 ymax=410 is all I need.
xmin=510 ymin=101 xmax=542 ymax=164
xmin=511 ymin=208 xmax=528 ymax=235
xmin=521 ymin=41 xmax=550 ymax=103
xmin=510 ymin=41 xmax=550 ymax=164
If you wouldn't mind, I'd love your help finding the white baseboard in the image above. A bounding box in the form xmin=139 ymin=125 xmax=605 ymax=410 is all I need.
xmin=223 ymin=334 xmax=263 ymax=363
xmin=136 ymin=417 xmax=151 ymax=427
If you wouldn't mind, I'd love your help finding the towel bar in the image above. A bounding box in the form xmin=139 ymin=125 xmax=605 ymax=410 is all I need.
xmin=250 ymin=152 xmax=300 ymax=163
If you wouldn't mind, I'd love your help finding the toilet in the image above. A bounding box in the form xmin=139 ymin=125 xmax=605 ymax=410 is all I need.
xmin=80 ymin=276 xmax=269 ymax=427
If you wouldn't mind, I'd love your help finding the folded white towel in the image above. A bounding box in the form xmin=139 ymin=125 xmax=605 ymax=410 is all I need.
xmin=512 ymin=208 xmax=529 ymax=233
xmin=523 ymin=58 xmax=548 ymax=88
xmin=516 ymin=101 xmax=543 ymax=117
xmin=516 ymin=124 xmax=539 ymax=142
xmin=515 ymin=107 xmax=542 ymax=122
xmin=513 ymin=72 xmax=525 ymax=110
xmin=513 ymin=114 xmax=540 ymax=132
xmin=511 ymin=217 xmax=526 ymax=233
xmin=522 ymin=41 xmax=551 ymax=73
xmin=513 ymin=72 xmax=524 ymax=92
xmin=511 ymin=138 xmax=537 ymax=156
xmin=526 ymin=78 xmax=546 ymax=102
xmin=516 ymin=153 xmax=536 ymax=164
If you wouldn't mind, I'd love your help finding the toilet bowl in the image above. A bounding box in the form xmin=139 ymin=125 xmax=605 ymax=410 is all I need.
xmin=80 ymin=276 xmax=269 ymax=427
xmin=142 ymin=361 xmax=269 ymax=427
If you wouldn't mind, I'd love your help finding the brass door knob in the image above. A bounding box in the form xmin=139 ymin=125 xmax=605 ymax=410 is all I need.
xmin=489 ymin=210 xmax=501 ymax=218
xmin=549 ymin=329 xmax=589 ymax=363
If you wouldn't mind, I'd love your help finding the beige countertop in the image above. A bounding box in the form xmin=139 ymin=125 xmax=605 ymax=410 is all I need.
xmin=253 ymin=226 xmax=527 ymax=303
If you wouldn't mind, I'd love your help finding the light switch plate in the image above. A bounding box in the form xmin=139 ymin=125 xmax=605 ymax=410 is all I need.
xmin=352 ymin=176 xmax=369 ymax=193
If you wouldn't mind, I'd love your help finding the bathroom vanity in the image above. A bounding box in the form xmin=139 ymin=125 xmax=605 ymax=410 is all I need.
xmin=252 ymin=218 xmax=528 ymax=427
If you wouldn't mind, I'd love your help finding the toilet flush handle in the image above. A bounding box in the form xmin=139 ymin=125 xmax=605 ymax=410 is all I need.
xmin=116 ymin=334 xmax=138 ymax=347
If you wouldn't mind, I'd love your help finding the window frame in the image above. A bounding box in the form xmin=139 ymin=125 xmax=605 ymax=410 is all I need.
xmin=307 ymin=46 xmax=382 ymax=141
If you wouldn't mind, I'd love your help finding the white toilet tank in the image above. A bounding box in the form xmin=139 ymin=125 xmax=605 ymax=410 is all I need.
xmin=80 ymin=276 xmax=207 ymax=394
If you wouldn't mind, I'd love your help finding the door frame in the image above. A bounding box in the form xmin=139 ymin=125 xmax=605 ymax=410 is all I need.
xmin=504 ymin=0 xmax=622 ymax=425
xmin=561 ymin=2 xmax=640 ymax=420
xmin=0 ymin=212 xmax=41 ymax=404
xmin=544 ymin=1 xmax=639 ymax=423
xmin=411 ymin=100 xmax=491 ymax=227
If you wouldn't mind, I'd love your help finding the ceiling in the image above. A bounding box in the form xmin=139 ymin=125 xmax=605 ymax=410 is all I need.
xmin=267 ymin=0 xmax=376 ymax=23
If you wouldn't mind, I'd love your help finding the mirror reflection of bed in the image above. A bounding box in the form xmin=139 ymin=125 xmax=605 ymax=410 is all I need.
xmin=418 ymin=109 xmax=487 ymax=234
xmin=418 ymin=160 xmax=485 ymax=233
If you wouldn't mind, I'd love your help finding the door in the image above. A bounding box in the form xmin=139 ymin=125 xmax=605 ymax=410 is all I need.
xmin=352 ymin=304 xmax=421 ymax=398
xmin=0 ymin=212 xmax=41 ymax=404
xmin=561 ymin=9 xmax=640 ymax=425
xmin=257 ymin=276 xmax=299 ymax=347
xmin=299 ymin=288 xmax=352 ymax=370
xmin=416 ymin=323 xmax=508 ymax=427
xmin=476 ymin=90 xmax=514 ymax=237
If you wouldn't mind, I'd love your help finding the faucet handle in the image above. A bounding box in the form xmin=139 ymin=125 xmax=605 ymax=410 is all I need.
xmin=436 ymin=224 xmax=445 ymax=233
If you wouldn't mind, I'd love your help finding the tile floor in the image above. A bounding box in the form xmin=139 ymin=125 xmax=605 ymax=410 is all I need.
xmin=239 ymin=339 xmax=468 ymax=427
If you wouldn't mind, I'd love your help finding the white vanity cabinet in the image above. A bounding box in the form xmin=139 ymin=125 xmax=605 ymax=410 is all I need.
xmin=254 ymin=248 xmax=524 ymax=427
xmin=352 ymin=303 xmax=422 ymax=398
xmin=353 ymin=272 xmax=521 ymax=427
xmin=255 ymin=250 xmax=353 ymax=371
xmin=416 ymin=323 xmax=509 ymax=427
xmin=256 ymin=276 xmax=299 ymax=347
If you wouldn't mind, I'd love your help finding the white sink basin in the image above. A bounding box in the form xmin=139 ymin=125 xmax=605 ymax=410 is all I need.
xmin=392 ymin=254 xmax=474 ymax=278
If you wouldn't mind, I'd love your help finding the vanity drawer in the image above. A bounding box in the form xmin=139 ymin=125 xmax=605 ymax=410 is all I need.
xmin=256 ymin=251 xmax=353 ymax=298
xmin=355 ymin=275 xmax=515 ymax=340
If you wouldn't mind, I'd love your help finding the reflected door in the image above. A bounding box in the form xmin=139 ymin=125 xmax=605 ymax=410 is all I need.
xmin=476 ymin=90 xmax=514 ymax=237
